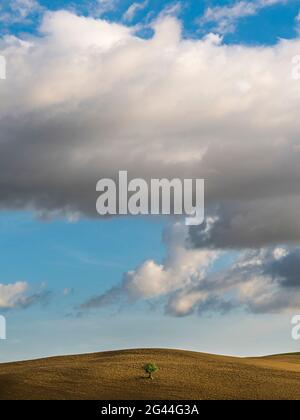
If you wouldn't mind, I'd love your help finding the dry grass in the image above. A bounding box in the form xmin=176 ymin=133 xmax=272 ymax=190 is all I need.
xmin=1 ymin=348 xmax=300 ymax=400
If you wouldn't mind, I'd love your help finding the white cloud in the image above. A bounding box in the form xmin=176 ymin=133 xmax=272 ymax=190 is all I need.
xmin=82 ymin=221 xmax=300 ymax=316
xmin=123 ymin=1 xmax=148 ymax=23
xmin=123 ymin=223 xmax=217 ymax=300
xmin=0 ymin=282 xmax=28 ymax=309
xmin=159 ymin=1 xmax=182 ymax=18
xmin=0 ymin=281 xmax=52 ymax=310
xmin=165 ymin=244 xmax=300 ymax=317
xmin=12 ymin=0 xmax=39 ymax=19
xmin=273 ymin=247 xmax=288 ymax=260
xmin=199 ymin=0 xmax=288 ymax=34
xmin=63 ymin=287 xmax=73 ymax=296
xmin=82 ymin=222 xmax=218 ymax=311
xmin=92 ymin=0 xmax=118 ymax=17
xmin=40 ymin=10 xmax=131 ymax=50
xmin=0 ymin=0 xmax=41 ymax=24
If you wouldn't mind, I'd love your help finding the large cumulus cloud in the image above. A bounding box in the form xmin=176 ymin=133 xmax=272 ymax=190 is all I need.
xmin=0 ymin=10 xmax=300 ymax=238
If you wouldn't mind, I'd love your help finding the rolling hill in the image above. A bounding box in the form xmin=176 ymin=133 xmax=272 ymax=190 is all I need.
xmin=1 ymin=348 xmax=300 ymax=400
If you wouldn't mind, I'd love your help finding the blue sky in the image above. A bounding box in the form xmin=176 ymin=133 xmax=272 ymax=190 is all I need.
xmin=1 ymin=0 xmax=300 ymax=43
xmin=1 ymin=0 xmax=300 ymax=362
xmin=1 ymin=211 xmax=298 ymax=362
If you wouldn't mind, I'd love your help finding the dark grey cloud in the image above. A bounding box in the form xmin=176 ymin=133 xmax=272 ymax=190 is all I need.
xmin=80 ymin=286 xmax=122 ymax=310
xmin=264 ymin=249 xmax=300 ymax=288
xmin=18 ymin=290 xmax=53 ymax=309
xmin=188 ymin=197 xmax=300 ymax=249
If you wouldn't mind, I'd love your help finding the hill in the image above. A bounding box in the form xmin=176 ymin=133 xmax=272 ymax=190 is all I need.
xmin=1 ymin=348 xmax=300 ymax=400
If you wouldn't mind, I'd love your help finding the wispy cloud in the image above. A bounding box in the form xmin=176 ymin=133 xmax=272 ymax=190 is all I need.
xmin=159 ymin=1 xmax=183 ymax=19
xmin=296 ymin=9 xmax=300 ymax=32
xmin=0 ymin=0 xmax=42 ymax=25
xmin=0 ymin=282 xmax=51 ymax=310
xmin=91 ymin=0 xmax=119 ymax=17
xmin=62 ymin=248 xmax=125 ymax=269
xmin=199 ymin=0 xmax=288 ymax=34
xmin=123 ymin=1 xmax=148 ymax=23
xmin=0 ymin=282 xmax=28 ymax=309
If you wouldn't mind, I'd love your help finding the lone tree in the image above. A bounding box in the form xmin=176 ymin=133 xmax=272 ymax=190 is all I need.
xmin=144 ymin=363 xmax=159 ymax=380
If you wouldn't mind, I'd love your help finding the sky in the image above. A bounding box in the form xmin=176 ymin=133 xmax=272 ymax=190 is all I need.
xmin=1 ymin=0 xmax=300 ymax=362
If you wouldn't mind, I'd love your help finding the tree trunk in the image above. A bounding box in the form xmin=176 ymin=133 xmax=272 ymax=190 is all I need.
xmin=149 ymin=372 xmax=153 ymax=379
